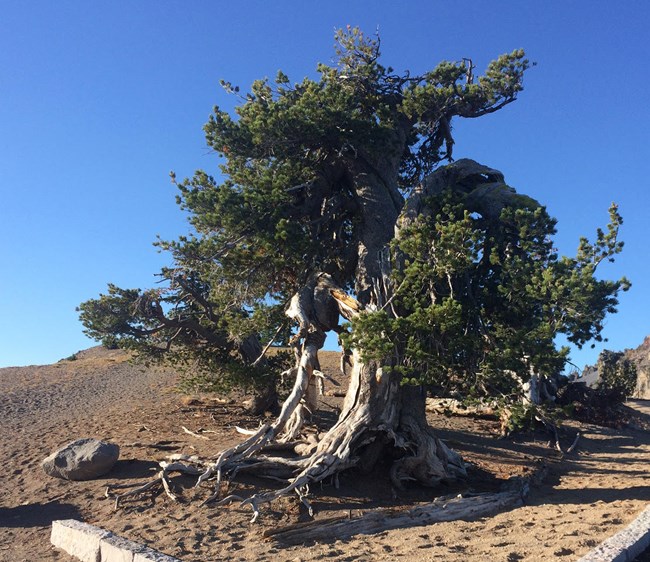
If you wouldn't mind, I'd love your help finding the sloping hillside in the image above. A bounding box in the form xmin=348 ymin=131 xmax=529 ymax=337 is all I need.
xmin=2 ymin=346 xmax=650 ymax=562
xmin=627 ymin=335 xmax=650 ymax=398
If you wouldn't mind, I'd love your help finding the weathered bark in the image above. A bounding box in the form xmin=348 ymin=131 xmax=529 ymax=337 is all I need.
xmin=348 ymin=154 xmax=404 ymax=307
xmin=391 ymin=386 xmax=466 ymax=488
xmin=106 ymin=459 xmax=205 ymax=508
xmin=401 ymin=159 xmax=538 ymax=226
xmin=228 ymin=348 xmax=466 ymax=519
xmin=266 ymin=491 xmax=522 ymax=544
xmin=196 ymin=276 xmax=467 ymax=518
xmin=190 ymin=276 xmax=339 ymax=499
xmin=196 ymin=164 xmax=533 ymax=512
xmin=110 ymin=160 xmax=542 ymax=528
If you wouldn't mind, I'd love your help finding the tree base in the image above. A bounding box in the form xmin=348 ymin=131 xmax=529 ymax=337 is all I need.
xmin=107 ymin=277 xmax=469 ymax=525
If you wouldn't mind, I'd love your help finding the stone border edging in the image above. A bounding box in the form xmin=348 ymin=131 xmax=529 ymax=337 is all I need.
xmin=51 ymin=505 xmax=650 ymax=562
xmin=51 ymin=519 xmax=181 ymax=562
xmin=577 ymin=506 xmax=650 ymax=562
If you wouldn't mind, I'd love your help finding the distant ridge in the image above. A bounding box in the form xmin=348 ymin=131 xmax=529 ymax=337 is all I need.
xmin=579 ymin=336 xmax=650 ymax=399
xmin=626 ymin=335 xmax=650 ymax=399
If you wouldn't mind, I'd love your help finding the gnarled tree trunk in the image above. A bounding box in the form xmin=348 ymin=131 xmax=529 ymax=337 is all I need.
xmin=196 ymin=271 xmax=466 ymax=518
xmin=115 ymin=160 xmax=545 ymax=521
xmin=196 ymin=161 xmax=539 ymax=514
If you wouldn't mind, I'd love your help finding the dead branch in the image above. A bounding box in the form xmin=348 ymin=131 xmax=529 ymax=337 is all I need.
xmin=182 ymin=426 xmax=210 ymax=440
xmin=107 ymin=460 xmax=204 ymax=508
xmin=313 ymin=369 xmax=340 ymax=387
xmin=235 ymin=426 xmax=259 ymax=435
xmin=251 ymin=322 xmax=287 ymax=367
xmin=566 ymin=432 xmax=581 ymax=454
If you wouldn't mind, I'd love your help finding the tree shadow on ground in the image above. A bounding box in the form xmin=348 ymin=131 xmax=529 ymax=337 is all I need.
xmin=108 ymin=459 xmax=160 ymax=480
xmin=528 ymin=484 xmax=650 ymax=506
xmin=289 ymin=421 xmax=547 ymax=516
xmin=0 ymin=501 xmax=81 ymax=528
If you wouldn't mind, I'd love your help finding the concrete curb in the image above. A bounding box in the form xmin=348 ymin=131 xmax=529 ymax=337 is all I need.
xmin=51 ymin=519 xmax=181 ymax=562
xmin=52 ymin=506 xmax=650 ymax=562
xmin=577 ymin=506 xmax=650 ymax=562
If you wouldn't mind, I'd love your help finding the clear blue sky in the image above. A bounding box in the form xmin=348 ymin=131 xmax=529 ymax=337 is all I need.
xmin=1 ymin=1 xmax=648 ymax=369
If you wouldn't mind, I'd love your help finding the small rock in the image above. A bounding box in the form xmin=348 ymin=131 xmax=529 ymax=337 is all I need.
xmin=42 ymin=438 xmax=119 ymax=480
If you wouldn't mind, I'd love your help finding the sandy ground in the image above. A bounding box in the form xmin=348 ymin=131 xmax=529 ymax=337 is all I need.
xmin=1 ymin=346 xmax=649 ymax=562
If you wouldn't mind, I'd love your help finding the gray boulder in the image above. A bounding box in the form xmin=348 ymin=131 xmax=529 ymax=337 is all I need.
xmin=42 ymin=438 xmax=119 ymax=480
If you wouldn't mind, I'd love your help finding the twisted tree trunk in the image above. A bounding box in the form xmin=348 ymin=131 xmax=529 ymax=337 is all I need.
xmin=195 ymin=163 xmax=514 ymax=514
xmin=195 ymin=273 xmax=466 ymax=519
xmin=115 ymin=160 xmax=543 ymax=522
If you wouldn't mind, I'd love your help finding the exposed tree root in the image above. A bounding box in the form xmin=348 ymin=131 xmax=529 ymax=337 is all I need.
xmin=192 ymin=334 xmax=325 ymax=495
xmin=196 ymin=350 xmax=468 ymax=521
xmin=106 ymin=458 xmax=204 ymax=508
xmin=107 ymin=275 xmax=474 ymax=527
xmin=263 ymin=462 xmax=548 ymax=544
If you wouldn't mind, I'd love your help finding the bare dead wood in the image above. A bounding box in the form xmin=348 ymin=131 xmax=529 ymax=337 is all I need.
xmin=194 ymin=276 xmax=365 ymax=513
xmin=235 ymin=426 xmax=259 ymax=435
xmin=107 ymin=460 xmax=205 ymax=508
xmin=111 ymin=274 xmax=478 ymax=519
xmin=264 ymin=491 xmax=523 ymax=544
xmin=313 ymin=369 xmax=340 ymax=387
xmin=207 ymin=494 xmax=245 ymax=507
xmin=324 ymin=390 xmax=347 ymax=397
xmin=566 ymin=432 xmax=581 ymax=454
xmin=221 ymin=350 xmax=466 ymax=519
xmin=192 ymin=296 xmax=331 ymax=494
xmin=182 ymin=426 xmax=210 ymax=440
xmin=552 ymin=424 xmax=563 ymax=453
xmin=251 ymin=322 xmax=287 ymax=367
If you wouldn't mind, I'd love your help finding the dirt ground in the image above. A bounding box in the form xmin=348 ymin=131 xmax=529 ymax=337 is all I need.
xmin=1 ymin=346 xmax=649 ymax=562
